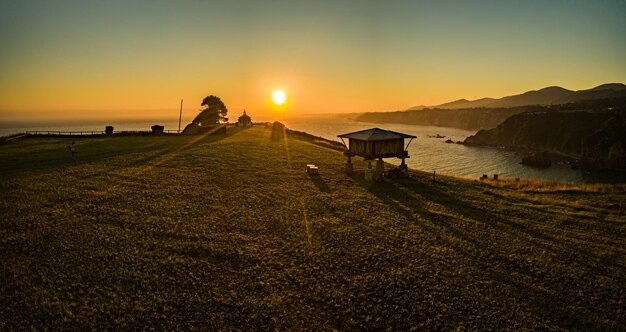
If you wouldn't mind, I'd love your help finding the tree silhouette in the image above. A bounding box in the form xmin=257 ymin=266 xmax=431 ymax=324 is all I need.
xmin=192 ymin=95 xmax=228 ymax=125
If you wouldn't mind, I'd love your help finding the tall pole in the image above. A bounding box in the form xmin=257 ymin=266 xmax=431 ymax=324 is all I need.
xmin=178 ymin=99 xmax=183 ymax=134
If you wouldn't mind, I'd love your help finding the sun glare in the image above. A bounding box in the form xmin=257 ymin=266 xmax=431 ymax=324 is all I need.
xmin=272 ymin=90 xmax=286 ymax=105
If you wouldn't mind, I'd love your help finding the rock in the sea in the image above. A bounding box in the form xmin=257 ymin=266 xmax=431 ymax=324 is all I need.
xmin=520 ymin=152 xmax=552 ymax=168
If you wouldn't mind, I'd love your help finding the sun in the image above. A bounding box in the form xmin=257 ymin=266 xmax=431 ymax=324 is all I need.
xmin=272 ymin=89 xmax=286 ymax=105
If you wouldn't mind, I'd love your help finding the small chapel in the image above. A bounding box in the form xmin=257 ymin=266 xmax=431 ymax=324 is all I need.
xmin=237 ymin=111 xmax=253 ymax=127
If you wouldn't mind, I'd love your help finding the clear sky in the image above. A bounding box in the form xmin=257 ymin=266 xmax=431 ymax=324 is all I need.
xmin=1 ymin=0 xmax=625 ymax=122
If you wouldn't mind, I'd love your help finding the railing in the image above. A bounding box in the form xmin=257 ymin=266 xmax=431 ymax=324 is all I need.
xmin=23 ymin=130 xmax=182 ymax=136
xmin=7 ymin=126 xmax=240 ymax=138
xmin=25 ymin=131 xmax=105 ymax=135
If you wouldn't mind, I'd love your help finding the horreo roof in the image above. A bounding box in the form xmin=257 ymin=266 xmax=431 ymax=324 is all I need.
xmin=337 ymin=128 xmax=416 ymax=141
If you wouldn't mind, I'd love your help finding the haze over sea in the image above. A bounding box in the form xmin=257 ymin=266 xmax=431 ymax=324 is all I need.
xmin=0 ymin=120 xmax=184 ymax=137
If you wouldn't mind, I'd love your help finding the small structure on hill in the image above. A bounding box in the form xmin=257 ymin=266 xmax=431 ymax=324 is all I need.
xmin=238 ymin=111 xmax=252 ymax=127
xmin=151 ymin=125 xmax=164 ymax=134
xmin=271 ymin=121 xmax=285 ymax=141
xmin=338 ymin=128 xmax=416 ymax=181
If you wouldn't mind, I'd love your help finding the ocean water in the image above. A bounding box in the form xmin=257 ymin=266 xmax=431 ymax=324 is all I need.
xmin=283 ymin=117 xmax=625 ymax=184
xmin=0 ymin=121 xmax=184 ymax=137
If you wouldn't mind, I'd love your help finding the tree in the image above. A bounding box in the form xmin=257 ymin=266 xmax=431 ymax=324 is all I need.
xmin=192 ymin=95 xmax=228 ymax=126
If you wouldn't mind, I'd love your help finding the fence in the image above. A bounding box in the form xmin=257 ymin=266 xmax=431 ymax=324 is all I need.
xmin=23 ymin=130 xmax=182 ymax=136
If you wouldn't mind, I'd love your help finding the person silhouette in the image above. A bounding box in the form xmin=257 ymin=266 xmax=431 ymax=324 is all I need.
xmin=68 ymin=142 xmax=76 ymax=158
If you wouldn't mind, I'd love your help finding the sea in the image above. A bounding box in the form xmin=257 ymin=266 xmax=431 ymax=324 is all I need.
xmin=0 ymin=120 xmax=185 ymax=137
xmin=2 ymin=117 xmax=624 ymax=184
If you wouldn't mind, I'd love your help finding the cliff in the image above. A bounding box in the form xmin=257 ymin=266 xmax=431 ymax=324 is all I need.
xmin=356 ymin=106 xmax=539 ymax=131
xmin=580 ymin=112 xmax=626 ymax=170
xmin=464 ymin=110 xmax=626 ymax=170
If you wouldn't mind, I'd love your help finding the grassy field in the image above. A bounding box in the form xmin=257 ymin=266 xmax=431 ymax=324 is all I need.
xmin=1 ymin=126 xmax=624 ymax=330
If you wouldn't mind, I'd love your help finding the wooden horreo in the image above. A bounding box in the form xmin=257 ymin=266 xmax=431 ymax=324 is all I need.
xmin=338 ymin=128 xmax=415 ymax=181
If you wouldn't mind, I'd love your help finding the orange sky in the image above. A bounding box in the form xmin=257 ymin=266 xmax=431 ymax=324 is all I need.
xmin=1 ymin=1 xmax=624 ymax=123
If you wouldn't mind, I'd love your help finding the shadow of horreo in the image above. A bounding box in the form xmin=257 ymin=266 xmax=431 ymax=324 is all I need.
xmin=359 ymin=173 xmax=619 ymax=328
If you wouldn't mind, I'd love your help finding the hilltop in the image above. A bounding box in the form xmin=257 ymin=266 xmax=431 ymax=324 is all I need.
xmin=409 ymin=83 xmax=626 ymax=110
xmin=359 ymin=83 xmax=626 ymax=131
xmin=0 ymin=127 xmax=624 ymax=329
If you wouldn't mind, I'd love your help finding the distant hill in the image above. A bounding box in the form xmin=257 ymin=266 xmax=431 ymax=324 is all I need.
xmin=409 ymin=83 xmax=626 ymax=110
xmin=356 ymin=83 xmax=626 ymax=131
xmin=406 ymin=105 xmax=428 ymax=111
xmin=432 ymin=97 xmax=498 ymax=110
xmin=356 ymin=106 xmax=539 ymax=131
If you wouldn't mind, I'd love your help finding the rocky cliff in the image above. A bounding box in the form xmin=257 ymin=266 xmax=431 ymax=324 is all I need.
xmin=580 ymin=112 xmax=626 ymax=170
xmin=464 ymin=110 xmax=626 ymax=170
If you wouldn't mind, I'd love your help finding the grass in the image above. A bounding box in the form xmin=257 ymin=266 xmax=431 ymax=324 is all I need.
xmin=1 ymin=126 xmax=624 ymax=330
xmin=480 ymin=178 xmax=626 ymax=193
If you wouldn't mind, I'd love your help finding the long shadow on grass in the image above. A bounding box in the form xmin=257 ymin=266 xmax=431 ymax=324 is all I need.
xmin=361 ymin=175 xmax=617 ymax=329
xmin=1 ymin=128 xmax=245 ymax=180
xmin=374 ymin=176 xmax=623 ymax=271
xmin=0 ymin=145 xmax=165 ymax=176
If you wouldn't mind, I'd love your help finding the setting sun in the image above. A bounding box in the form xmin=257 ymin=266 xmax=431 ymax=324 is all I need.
xmin=272 ymin=90 xmax=287 ymax=105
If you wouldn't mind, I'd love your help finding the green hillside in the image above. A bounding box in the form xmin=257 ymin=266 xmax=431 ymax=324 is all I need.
xmin=0 ymin=126 xmax=624 ymax=330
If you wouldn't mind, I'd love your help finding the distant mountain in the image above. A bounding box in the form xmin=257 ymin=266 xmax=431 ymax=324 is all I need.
xmin=357 ymin=106 xmax=541 ymax=131
xmin=409 ymin=83 xmax=626 ymax=110
xmin=434 ymin=97 xmax=497 ymax=109
xmin=406 ymin=105 xmax=428 ymax=111
xmin=356 ymin=87 xmax=626 ymax=131
xmin=554 ymin=84 xmax=626 ymax=105
xmin=493 ymin=86 xmax=574 ymax=108
xmin=588 ymin=83 xmax=626 ymax=91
